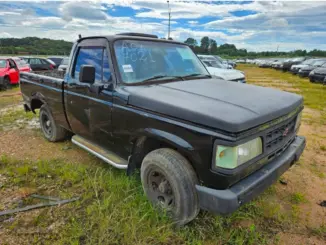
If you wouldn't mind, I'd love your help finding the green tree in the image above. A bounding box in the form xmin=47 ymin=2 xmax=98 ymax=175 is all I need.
xmin=184 ymin=37 xmax=198 ymax=48
xmin=200 ymin=36 xmax=210 ymax=54
xmin=209 ymin=39 xmax=218 ymax=54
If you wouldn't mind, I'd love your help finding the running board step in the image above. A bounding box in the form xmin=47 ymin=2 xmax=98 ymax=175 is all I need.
xmin=72 ymin=135 xmax=128 ymax=169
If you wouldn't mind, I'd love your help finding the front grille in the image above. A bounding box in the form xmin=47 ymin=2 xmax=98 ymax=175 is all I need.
xmin=264 ymin=117 xmax=296 ymax=153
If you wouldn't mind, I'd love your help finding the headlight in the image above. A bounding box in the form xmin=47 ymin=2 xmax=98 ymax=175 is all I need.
xmin=309 ymin=70 xmax=315 ymax=76
xmin=214 ymin=138 xmax=262 ymax=169
xmin=295 ymin=112 xmax=302 ymax=131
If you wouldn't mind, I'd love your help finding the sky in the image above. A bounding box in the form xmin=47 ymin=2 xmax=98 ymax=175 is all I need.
xmin=0 ymin=0 xmax=326 ymax=52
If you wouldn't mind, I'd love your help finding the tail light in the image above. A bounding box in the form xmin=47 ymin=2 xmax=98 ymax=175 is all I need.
xmin=50 ymin=64 xmax=55 ymax=69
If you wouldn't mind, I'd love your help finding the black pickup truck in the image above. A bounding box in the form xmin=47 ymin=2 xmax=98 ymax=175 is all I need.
xmin=20 ymin=33 xmax=306 ymax=225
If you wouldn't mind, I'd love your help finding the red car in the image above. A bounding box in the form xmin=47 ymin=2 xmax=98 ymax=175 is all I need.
xmin=0 ymin=57 xmax=31 ymax=89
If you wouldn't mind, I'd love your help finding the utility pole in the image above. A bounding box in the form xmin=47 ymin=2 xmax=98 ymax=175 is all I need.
xmin=167 ymin=0 xmax=171 ymax=39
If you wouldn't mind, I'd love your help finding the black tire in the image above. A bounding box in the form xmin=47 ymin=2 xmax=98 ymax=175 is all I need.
xmin=39 ymin=104 xmax=68 ymax=142
xmin=1 ymin=77 xmax=10 ymax=91
xmin=141 ymin=148 xmax=199 ymax=225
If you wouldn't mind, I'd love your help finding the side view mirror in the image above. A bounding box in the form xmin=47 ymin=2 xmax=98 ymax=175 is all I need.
xmin=79 ymin=65 xmax=95 ymax=84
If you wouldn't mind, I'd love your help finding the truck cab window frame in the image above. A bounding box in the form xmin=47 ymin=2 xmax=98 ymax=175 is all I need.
xmin=72 ymin=46 xmax=112 ymax=85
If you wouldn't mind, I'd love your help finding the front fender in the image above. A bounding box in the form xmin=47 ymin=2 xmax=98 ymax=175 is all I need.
xmin=128 ymin=128 xmax=203 ymax=175
xmin=143 ymin=128 xmax=194 ymax=151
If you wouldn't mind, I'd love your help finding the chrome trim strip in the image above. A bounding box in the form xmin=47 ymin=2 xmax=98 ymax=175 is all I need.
xmin=72 ymin=136 xmax=128 ymax=170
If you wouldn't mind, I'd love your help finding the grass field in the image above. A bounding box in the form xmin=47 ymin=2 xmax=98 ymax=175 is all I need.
xmin=0 ymin=65 xmax=325 ymax=245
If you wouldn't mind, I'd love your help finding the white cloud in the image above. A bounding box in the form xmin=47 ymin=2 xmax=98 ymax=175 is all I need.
xmin=188 ymin=21 xmax=198 ymax=25
xmin=59 ymin=1 xmax=110 ymax=21
xmin=0 ymin=0 xmax=325 ymax=51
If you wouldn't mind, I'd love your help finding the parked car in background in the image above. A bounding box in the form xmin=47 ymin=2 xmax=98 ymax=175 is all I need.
xmin=48 ymin=56 xmax=68 ymax=67
xmin=0 ymin=57 xmax=31 ymax=90
xmin=282 ymin=57 xmax=307 ymax=72
xmin=58 ymin=57 xmax=69 ymax=72
xmin=290 ymin=58 xmax=319 ymax=74
xmin=259 ymin=59 xmax=276 ymax=68
xmin=198 ymin=55 xmax=232 ymax=69
xmin=200 ymin=59 xmax=246 ymax=83
xmin=271 ymin=59 xmax=287 ymax=70
xmin=298 ymin=59 xmax=326 ymax=77
xmin=12 ymin=57 xmax=32 ymax=73
xmin=24 ymin=57 xmax=55 ymax=71
xmin=309 ymin=62 xmax=326 ymax=83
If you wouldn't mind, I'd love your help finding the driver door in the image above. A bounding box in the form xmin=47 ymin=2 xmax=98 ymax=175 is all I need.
xmin=65 ymin=38 xmax=114 ymax=148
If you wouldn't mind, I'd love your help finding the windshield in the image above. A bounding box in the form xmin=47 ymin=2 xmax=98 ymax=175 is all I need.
xmin=61 ymin=58 xmax=69 ymax=65
xmin=202 ymin=60 xmax=224 ymax=68
xmin=301 ymin=59 xmax=314 ymax=65
xmin=313 ymin=60 xmax=326 ymax=66
xmin=114 ymin=40 xmax=209 ymax=84
xmin=0 ymin=59 xmax=6 ymax=68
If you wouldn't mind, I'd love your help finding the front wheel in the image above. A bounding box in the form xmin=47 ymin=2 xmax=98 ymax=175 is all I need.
xmin=1 ymin=77 xmax=10 ymax=90
xmin=39 ymin=105 xmax=69 ymax=142
xmin=141 ymin=148 xmax=199 ymax=225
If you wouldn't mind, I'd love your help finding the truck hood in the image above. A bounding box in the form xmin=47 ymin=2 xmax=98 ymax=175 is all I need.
xmin=125 ymin=79 xmax=303 ymax=133
xmin=206 ymin=67 xmax=244 ymax=81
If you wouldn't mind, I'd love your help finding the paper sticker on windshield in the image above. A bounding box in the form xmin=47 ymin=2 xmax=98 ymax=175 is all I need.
xmin=122 ymin=64 xmax=133 ymax=73
xmin=177 ymin=48 xmax=193 ymax=60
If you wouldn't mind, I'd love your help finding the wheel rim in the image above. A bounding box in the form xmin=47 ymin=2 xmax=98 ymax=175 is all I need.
xmin=147 ymin=169 xmax=175 ymax=209
xmin=41 ymin=113 xmax=52 ymax=137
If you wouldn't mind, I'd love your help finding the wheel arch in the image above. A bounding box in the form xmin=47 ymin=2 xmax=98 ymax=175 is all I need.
xmin=30 ymin=94 xmax=46 ymax=113
xmin=128 ymin=128 xmax=201 ymax=176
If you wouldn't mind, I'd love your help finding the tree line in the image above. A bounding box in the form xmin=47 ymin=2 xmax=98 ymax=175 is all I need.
xmin=1 ymin=36 xmax=325 ymax=58
xmin=184 ymin=37 xmax=326 ymax=58
xmin=0 ymin=37 xmax=73 ymax=55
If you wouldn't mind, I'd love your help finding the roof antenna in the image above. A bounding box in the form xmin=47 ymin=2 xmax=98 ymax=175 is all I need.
xmin=78 ymin=34 xmax=82 ymax=39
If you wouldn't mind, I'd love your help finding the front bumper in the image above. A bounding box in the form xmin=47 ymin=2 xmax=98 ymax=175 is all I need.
xmin=309 ymin=74 xmax=326 ymax=82
xmin=196 ymin=136 xmax=306 ymax=214
xmin=290 ymin=69 xmax=299 ymax=74
xmin=298 ymin=70 xmax=311 ymax=77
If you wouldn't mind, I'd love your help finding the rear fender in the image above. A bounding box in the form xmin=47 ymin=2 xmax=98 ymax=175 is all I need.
xmin=30 ymin=92 xmax=47 ymax=113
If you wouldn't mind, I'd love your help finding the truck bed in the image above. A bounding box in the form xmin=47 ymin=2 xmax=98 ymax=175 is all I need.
xmin=33 ymin=70 xmax=66 ymax=79
xmin=20 ymin=71 xmax=70 ymax=130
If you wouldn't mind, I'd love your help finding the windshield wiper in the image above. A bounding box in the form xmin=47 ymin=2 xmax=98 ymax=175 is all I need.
xmin=182 ymin=73 xmax=212 ymax=79
xmin=140 ymin=75 xmax=184 ymax=83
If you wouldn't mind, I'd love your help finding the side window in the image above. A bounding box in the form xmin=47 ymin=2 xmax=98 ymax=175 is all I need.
xmin=74 ymin=47 xmax=111 ymax=84
xmin=41 ymin=59 xmax=49 ymax=65
xmin=30 ymin=58 xmax=42 ymax=65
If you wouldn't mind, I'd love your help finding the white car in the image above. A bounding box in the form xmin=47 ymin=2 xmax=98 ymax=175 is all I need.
xmin=206 ymin=66 xmax=246 ymax=83
xmin=58 ymin=57 xmax=69 ymax=72
xmin=198 ymin=55 xmax=232 ymax=69
xmin=199 ymin=58 xmax=246 ymax=83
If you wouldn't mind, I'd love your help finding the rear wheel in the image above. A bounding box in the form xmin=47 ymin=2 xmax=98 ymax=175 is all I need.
xmin=39 ymin=105 xmax=69 ymax=142
xmin=1 ymin=77 xmax=10 ymax=90
xmin=141 ymin=148 xmax=199 ymax=225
